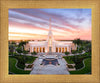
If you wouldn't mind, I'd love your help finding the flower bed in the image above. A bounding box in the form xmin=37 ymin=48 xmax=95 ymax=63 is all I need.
xmin=24 ymin=64 xmax=34 ymax=71
xmin=67 ymin=64 xmax=74 ymax=68
xmin=67 ymin=64 xmax=76 ymax=71
xmin=26 ymin=64 xmax=33 ymax=68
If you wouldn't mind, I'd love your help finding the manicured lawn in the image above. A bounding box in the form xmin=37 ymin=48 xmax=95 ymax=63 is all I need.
xmin=63 ymin=55 xmax=91 ymax=69
xmin=9 ymin=55 xmax=37 ymax=69
xmin=69 ymin=58 xmax=91 ymax=74
xmin=9 ymin=55 xmax=37 ymax=74
xmin=63 ymin=56 xmax=74 ymax=64
xmin=9 ymin=58 xmax=30 ymax=74
xmin=26 ymin=56 xmax=37 ymax=64
xmin=72 ymin=55 xmax=91 ymax=69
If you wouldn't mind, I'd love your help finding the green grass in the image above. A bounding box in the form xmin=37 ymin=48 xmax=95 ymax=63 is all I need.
xmin=69 ymin=58 xmax=91 ymax=74
xmin=63 ymin=55 xmax=91 ymax=69
xmin=72 ymin=55 xmax=91 ymax=69
xmin=63 ymin=56 xmax=74 ymax=64
xmin=9 ymin=58 xmax=30 ymax=74
xmin=9 ymin=55 xmax=37 ymax=69
xmin=26 ymin=56 xmax=37 ymax=64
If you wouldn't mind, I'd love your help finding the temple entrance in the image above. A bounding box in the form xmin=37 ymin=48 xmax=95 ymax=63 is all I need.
xmin=49 ymin=47 xmax=52 ymax=52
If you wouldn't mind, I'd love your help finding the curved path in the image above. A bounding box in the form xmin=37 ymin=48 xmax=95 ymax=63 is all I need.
xmin=69 ymin=58 xmax=91 ymax=74
xmin=9 ymin=58 xmax=30 ymax=74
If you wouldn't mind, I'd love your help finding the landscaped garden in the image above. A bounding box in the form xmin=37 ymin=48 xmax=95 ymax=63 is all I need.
xmin=63 ymin=56 xmax=74 ymax=64
xmin=69 ymin=58 xmax=91 ymax=74
xmin=8 ymin=39 xmax=91 ymax=74
xmin=9 ymin=40 xmax=38 ymax=74
xmin=63 ymin=39 xmax=91 ymax=74
xmin=64 ymin=54 xmax=91 ymax=74
xmin=9 ymin=55 xmax=37 ymax=74
xmin=64 ymin=53 xmax=91 ymax=67
xmin=9 ymin=58 xmax=30 ymax=74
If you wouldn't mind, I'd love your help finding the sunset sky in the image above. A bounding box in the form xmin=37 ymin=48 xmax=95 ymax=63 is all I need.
xmin=9 ymin=9 xmax=91 ymax=40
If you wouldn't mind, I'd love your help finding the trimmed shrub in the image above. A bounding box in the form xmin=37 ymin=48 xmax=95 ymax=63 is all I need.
xmin=71 ymin=50 xmax=77 ymax=54
xmin=31 ymin=51 xmax=37 ymax=55
xmin=13 ymin=52 xmax=19 ymax=56
xmin=9 ymin=52 xmax=12 ymax=55
xmin=16 ymin=47 xmax=23 ymax=55
xmin=65 ymin=51 xmax=70 ymax=55
xmin=23 ymin=50 xmax=28 ymax=55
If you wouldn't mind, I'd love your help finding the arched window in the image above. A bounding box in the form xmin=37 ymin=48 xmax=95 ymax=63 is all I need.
xmin=43 ymin=47 xmax=45 ymax=52
xmin=65 ymin=47 xmax=67 ymax=52
xmin=37 ymin=47 xmax=38 ymax=53
xmin=59 ymin=48 xmax=61 ymax=52
xmin=40 ymin=47 xmax=42 ymax=52
xmin=34 ymin=47 xmax=36 ymax=52
xmin=62 ymin=48 xmax=64 ymax=53
xmin=56 ymin=47 xmax=58 ymax=52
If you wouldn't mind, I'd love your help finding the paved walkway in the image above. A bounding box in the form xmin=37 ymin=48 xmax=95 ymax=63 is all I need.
xmin=30 ymin=55 xmax=70 ymax=74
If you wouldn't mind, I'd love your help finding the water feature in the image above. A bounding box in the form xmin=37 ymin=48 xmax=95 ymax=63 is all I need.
xmin=41 ymin=58 xmax=59 ymax=66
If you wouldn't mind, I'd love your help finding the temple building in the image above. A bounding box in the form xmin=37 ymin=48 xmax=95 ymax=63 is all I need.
xmin=25 ymin=19 xmax=77 ymax=53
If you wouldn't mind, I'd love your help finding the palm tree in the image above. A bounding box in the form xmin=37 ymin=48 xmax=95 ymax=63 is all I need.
xmin=73 ymin=38 xmax=82 ymax=51
xmin=85 ymin=43 xmax=91 ymax=53
xmin=18 ymin=40 xmax=28 ymax=51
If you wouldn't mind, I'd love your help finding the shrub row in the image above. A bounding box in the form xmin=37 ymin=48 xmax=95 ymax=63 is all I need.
xmin=63 ymin=53 xmax=91 ymax=69
xmin=9 ymin=55 xmax=37 ymax=69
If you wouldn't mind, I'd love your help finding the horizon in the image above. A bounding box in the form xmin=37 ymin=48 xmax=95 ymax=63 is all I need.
xmin=8 ymin=39 xmax=91 ymax=42
xmin=9 ymin=9 xmax=91 ymax=40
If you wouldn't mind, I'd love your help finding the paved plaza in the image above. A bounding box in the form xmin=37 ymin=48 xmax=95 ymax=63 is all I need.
xmin=30 ymin=55 xmax=70 ymax=74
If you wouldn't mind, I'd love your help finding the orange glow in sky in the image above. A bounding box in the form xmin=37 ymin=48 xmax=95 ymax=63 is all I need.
xmin=9 ymin=9 xmax=91 ymax=40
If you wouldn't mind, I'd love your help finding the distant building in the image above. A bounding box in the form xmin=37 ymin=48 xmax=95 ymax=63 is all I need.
xmin=25 ymin=19 xmax=77 ymax=53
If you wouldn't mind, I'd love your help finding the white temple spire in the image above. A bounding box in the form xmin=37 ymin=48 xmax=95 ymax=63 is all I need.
xmin=49 ymin=18 xmax=51 ymax=31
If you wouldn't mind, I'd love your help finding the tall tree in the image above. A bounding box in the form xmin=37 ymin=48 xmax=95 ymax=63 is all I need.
xmin=73 ymin=38 xmax=82 ymax=51
xmin=73 ymin=38 xmax=82 ymax=45
xmin=18 ymin=40 xmax=28 ymax=51
xmin=16 ymin=46 xmax=23 ymax=55
xmin=9 ymin=44 xmax=15 ymax=56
